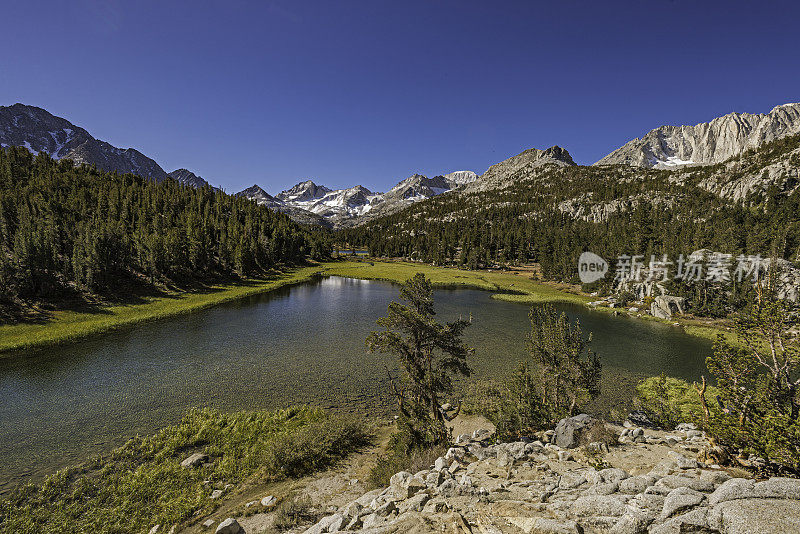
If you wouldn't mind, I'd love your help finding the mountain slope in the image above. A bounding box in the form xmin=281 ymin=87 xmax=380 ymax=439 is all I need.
xmin=340 ymin=134 xmax=800 ymax=283
xmin=464 ymin=145 xmax=576 ymax=192
xmin=597 ymin=103 xmax=800 ymax=168
xmin=0 ymin=103 xmax=169 ymax=181
xmin=168 ymin=168 xmax=210 ymax=188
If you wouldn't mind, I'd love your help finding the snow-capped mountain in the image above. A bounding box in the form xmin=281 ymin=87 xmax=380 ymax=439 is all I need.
xmin=236 ymin=185 xmax=283 ymax=207
xmin=0 ymin=103 xmax=169 ymax=181
xmin=238 ymin=171 xmax=479 ymax=228
xmin=596 ymin=102 xmax=800 ymax=168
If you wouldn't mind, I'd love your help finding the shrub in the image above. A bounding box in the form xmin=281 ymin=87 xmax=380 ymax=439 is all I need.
xmin=635 ymin=375 xmax=715 ymax=428
xmin=367 ymin=426 xmax=447 ymax=488
xmin=702 ymin=277 xmax=800 ymax=472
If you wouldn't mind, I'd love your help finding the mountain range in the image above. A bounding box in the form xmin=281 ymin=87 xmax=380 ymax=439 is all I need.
xmin=2 ymin=101 xmax=799 ymax=228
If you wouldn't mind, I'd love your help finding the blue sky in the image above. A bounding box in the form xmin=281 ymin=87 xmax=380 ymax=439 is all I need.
xmin=2 ymin=1 xmax=798 ymax=193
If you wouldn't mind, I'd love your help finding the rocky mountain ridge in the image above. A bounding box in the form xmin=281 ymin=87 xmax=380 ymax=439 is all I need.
xmin=168 ymin=168 xmax=211 ymax=188
xmin=0 ymin=103 xmax=171 ymax=181
xmin=596 ymin=102 xmax=800 ymax=169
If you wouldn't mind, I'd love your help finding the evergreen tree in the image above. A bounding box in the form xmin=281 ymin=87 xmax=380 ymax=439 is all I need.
xmin=367 ymin=273 xmax=473 ymax=447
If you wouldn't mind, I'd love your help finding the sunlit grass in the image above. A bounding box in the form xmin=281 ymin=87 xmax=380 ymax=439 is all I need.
xmin=0 ymin=406 xmax=369 ymax=534
xmin=320 ymin=261 xmax=591 ymax=305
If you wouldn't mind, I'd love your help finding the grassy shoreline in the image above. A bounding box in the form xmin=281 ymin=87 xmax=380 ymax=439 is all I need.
xmin=0 ymin=266 xmax=325 ymax=355
xmin=0 ymin=406 xmax=369 ymax=534
xmin=0 ymin=259 xmax=732 ymax=355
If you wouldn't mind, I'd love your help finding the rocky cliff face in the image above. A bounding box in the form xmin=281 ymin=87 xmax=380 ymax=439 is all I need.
xmin=596 ymin=103 xmax=800 ymax=168
xmin=465 ymin=145 xmax=576 ymax=193
xmin=0 ymin=103 xmax=169 ymax=181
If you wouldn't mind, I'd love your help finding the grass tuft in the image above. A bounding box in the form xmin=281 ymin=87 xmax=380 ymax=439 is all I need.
xmin=0 ymin=406 xmax=369 ymax=534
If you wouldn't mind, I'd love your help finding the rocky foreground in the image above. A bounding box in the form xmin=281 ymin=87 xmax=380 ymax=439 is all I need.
xmin=292 ymin=418 xmax=800 ymax=534
xmin=206 ymin=416 xmax=800 ymax=534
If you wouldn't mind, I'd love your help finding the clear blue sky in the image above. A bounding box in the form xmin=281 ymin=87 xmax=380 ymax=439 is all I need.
xmin=2 ymin=1 xmax=798 ymax=193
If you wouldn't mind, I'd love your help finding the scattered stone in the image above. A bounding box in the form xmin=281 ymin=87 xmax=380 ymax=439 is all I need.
xmin=214 ymin=518 xmax=244 ymax=534
xmin=423 ymin=498 xmax=449 ymax=513
xmin=627 ymin=410 xmax=656 ymax=428
xmin=455 ymin=433 xmax=471 ymax=444
xmin=327 ymin=514 xmax=345 ymax=532
xmin=148 ymin=526 xmax=160 ymax=534
xmin=708 ymin=478 xmax=756 ymax=505
xmin=656 ymin=475 xmax=715 ymax=493
xmin=210 ymin=489 xmax=224 ymax=499
xmin=245 ymin=500 xmax=258 ymax=508
xmin=260 ymin=494 xmax=277 ymax=508
xmin=667 ymin=451 xmax=698 ymax=469
xmin=650 ymin=507 xmax=710 ymax=534
xmin=753 ymin=477 xmax=800 ymax=499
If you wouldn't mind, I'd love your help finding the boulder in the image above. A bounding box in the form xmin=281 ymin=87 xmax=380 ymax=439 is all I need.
xmin=651 ymin=295 xmax=686 ymax=319
xmin=571 ymin=495 xmax=627 ymax=517
xmin=753 ymin=477 xmax=800 ymax=499
xmin=667 ymin=451 xmax=698 ymax=469
xmin=708 ymin=478 xmax=756 ymax=505
xmin=612 ymin=512 xmax=653 ymax=534
xmin=598 ymin=467 xmax=629 ymax=484
xmin=504 ymin=517 xmax=582 ymax=534
xmin=553 ymin=414 xmax=600 ymax=449
xmin=180 ymin=452 xmax=209 ymax=468
xmin=660 ymin=487 xmax=704 ymax=519
xmin=214 ymin=518 xmax=244 ymax=534
xmin=260 ymin=495 xmax=276 ymax=508
xmin=650 ymin=507 xmax=710 ymax=534
xmin=389 ymin=471 xmax=426 ymax=498
xmin=398 ymin=492 xmax=430 ymax=513
xmin=472 ymin=428 xmax=492 ymax=441
xmin=709 ymin=498 xmax=800 ymax=534
xmin=620 ymin=475 xmax=657 ymax=494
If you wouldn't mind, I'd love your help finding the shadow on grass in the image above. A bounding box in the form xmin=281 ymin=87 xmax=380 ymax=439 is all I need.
xmin=0 ymin=267 xmax=301 ymax=327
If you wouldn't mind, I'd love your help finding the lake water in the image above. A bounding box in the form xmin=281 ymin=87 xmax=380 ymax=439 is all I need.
xmin=0 ymin=276 xmax=712 ymax=492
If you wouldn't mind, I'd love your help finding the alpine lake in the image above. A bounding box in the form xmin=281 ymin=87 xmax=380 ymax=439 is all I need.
xmin=0 ymin=275 xmax=713 ymax=493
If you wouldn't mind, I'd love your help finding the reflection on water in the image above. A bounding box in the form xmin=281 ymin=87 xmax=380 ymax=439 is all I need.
xmin=0 ymin=276 xmax=712 ymax=492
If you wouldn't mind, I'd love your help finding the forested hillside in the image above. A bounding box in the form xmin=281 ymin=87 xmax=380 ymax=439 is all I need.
xmin=340 ymin=135 xmax=800 ymax=283
xmin=0 ymin=147 xmax=329 ymax=313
